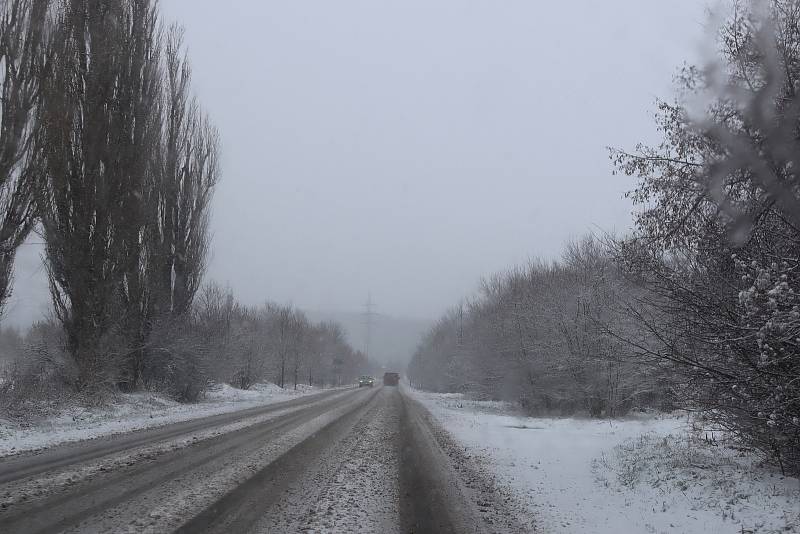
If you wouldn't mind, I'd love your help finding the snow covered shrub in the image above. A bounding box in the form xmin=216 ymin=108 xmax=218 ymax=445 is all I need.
xmin=0 ymin=327 xmax=24 ymax=369
xmin=0 ymin=323 xmax=76 ymax=418
xmin=141 ymin=319 xmax=209 ymax=403
xmin=613 ymin=230 xmax=800 ymax=474
xmin=726 ymin=253 xmax=800 ymax=473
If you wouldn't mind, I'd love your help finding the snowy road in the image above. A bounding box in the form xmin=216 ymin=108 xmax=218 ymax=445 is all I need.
xmin=0 ymin=386 xmax=527 ymax=533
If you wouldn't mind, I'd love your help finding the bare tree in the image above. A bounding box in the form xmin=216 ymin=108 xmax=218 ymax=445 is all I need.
xmin=264 ymin=305 xmax=309 ymax=389
xmin=290 ymin=312 xmax=308 ymax=390
xmin=268 ymin=304 xmax=292 ymax=388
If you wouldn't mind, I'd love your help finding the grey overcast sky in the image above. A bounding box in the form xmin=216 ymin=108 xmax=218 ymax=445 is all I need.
xmin=7 ymin=0 xmax=708 ymax=327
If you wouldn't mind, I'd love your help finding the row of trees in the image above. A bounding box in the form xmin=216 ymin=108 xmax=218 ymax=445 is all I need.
xmin=0 ymin=283 xmax=371 ymax=408
xmin=0 ymin=0 xmax=372 ymax=400
xmin=194 ymin=284 xmax=371 ymax=394
xmin=410 ymin=0 xmax=799 ymax=475
xmin=0 ymin=0 xmax=220 ymax=393
xmin=407 ymin=237 xmax=664 ymax=418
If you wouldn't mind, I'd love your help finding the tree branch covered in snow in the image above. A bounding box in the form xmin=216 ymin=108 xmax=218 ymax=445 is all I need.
xmin=611 ymin=0 xmax=800 ymax=474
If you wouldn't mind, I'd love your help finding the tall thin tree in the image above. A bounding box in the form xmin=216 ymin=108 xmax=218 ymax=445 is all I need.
xmin=148 ymin=26 xmax=219 ymax=322
xmin=0 ymin=0 xmax=48 ymax=317
xmin=37 ymin=0 xmax=161 ymax=387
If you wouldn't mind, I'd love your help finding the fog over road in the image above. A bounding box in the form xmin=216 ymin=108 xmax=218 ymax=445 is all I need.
xmin=0 ymin=387 xmax=527 ymax=533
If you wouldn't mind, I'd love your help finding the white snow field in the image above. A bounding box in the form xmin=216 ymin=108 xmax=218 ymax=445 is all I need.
xmin=0 ymin=382 xmax=327 ymax=456
xmin=412 ymin=390 xmax=800 ymax=534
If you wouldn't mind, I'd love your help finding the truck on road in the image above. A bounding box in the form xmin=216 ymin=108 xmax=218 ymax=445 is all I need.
xmin=383 ymin=372 xmax=399 ymax=386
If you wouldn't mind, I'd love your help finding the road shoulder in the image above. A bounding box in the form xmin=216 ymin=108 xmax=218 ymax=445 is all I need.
xmin=400 ymin=389 xmax=533 ymax=533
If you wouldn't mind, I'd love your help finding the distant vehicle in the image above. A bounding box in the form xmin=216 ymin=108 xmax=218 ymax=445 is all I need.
xmin=358 ymin=375 xmax=374 ymax=387
xmin=383 ymin=372 xmax=399 ymax=386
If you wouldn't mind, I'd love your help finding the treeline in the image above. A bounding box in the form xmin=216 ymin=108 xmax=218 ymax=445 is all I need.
xmin=410 ymin=0 xmax=800 ymax=475
xmin=0 ymin=0 xmax=367 ymax=402
xmin=194 ymin=284 xmax=370 ymax=394
xmin=408 ymin=238 xmax=665 ymax=418
xmin=0 ymin=286 xmax=370 ymax=409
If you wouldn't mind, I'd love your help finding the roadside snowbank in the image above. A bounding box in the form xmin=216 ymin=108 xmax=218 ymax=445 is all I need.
xmin=412 ymin=389 xmax=800 ymax=534
xmin=0 ymin=382 xmax=326 ymax=457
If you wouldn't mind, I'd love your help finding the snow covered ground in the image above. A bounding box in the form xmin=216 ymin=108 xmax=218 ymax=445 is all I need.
xmin=0 ymin=382 xmax=328 ymax=456
xmin=412 ymin=389 xmax=800 ymax=534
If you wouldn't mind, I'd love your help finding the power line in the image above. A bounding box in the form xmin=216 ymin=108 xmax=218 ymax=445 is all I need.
xmin=361 ymin=291 xmax=378 ymax=360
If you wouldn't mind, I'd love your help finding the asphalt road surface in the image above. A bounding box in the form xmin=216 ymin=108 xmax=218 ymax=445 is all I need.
xmin=0 ymin=386 xmax=530 ymax=533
